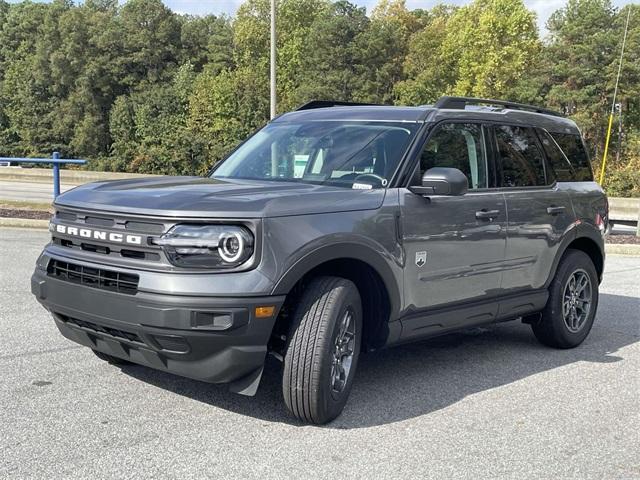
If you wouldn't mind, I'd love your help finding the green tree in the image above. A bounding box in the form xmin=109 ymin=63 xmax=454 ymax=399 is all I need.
xmin=187 ymin=66 xmax=269 ymax=169
xmin=444 ymin=0 xmax=540 ymax=98
xmin=294 ymin=1 xmax=370 ymax=102
xmin=352 ymin=0 xmax=420 ymax=103
xmin=0 ymin=0 xmax=637 ymax=196
xmin=179 ymin=14 xmax=233 ymax=73
xmin=0 ymin=1 xmax=66 ymax=155
xmin=395 ymin=5 xmax=457 ymax=104
xmin=544 ymin=0 xmax=637 ymax=168
xmin=396 ymin=0 xmax=540 ymax=104
xmin=116 ymin=0 xmax=182 ymax=87
xmin=0 ymin=0 xmax=8 ymax=31
xmin=107 ymin=63 xmax=197 ymax=174
xmin=233 ymin=0 xmax=329 ymax=111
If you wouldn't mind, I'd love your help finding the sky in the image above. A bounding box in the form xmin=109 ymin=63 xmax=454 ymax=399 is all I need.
xmin=159 ymin=0 xmax=634 ymax=33
xmin=6 ymin=0 xmax=636 ymax=33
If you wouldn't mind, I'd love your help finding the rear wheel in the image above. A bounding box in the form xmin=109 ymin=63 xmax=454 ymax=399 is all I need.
xmin=282 ymin=276 xmax=362 ymax=424
xmin=92 ymin=350 xmax=132 ymax=366
xmin=532 ymin=249 xmax=599 ymax=348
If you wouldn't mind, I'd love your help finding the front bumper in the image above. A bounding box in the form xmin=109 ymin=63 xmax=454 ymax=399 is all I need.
xmin=31 ymin=265 xmax=285 ymax=387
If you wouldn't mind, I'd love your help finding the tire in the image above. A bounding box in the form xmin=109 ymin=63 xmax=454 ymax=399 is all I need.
xmin=92 ymin=349 xmax=132 ymax=365
xmin=282 ymin=276 xmax=362 ymax=424
xmin=532 ymin=249 xmax=599 ymax=349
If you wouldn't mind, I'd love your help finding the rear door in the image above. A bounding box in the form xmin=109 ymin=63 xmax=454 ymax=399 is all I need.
xmin=493 ymin=125 xmax=575 ymax=294
xmin=542 ymin=130 xmax=607 ymax=234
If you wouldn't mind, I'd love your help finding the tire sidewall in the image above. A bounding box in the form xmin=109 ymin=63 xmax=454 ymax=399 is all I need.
xmin=316 ymin=284 xmax=363 ymax=421
xmin=546 ymin=250 xmax=599 ymax=346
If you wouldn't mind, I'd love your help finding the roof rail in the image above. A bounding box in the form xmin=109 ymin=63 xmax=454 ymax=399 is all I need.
xmin=296 ymin=100 xmax=383 ymax=111
xmin=434 ymin=96 xmax=563 ymax=117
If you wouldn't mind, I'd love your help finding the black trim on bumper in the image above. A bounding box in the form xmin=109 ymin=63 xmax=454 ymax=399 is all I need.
xmin=31 ymin=270 xmax=284 ymax=385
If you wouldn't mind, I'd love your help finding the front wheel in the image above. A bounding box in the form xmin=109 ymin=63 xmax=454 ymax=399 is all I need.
xmin=282 ymin=276 xmax=362 ymax=424
xmin=532 ymin=249 xmax=599 ymax=348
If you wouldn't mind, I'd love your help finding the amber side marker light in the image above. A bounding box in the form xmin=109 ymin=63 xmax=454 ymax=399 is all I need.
xmin=255 ymin=306 xmax=276 ymax=318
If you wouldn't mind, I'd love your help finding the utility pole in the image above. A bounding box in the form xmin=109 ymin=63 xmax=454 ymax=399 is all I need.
xmin=270 ymin=0 xmax=277 ymax=119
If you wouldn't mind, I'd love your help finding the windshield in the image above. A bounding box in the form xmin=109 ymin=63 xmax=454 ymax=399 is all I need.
xmin=212 ymin=121 xmax=419 ymax=189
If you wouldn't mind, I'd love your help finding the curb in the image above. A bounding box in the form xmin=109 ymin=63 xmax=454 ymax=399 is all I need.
xmin=605 ymin=243 xmax=640 ymax=256
xmin=0 ymin=218 xmax=49 ymax=229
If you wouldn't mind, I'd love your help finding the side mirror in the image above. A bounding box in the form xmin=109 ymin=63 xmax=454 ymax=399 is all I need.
xmin=409 ymin=167 xmax=468 ymax=196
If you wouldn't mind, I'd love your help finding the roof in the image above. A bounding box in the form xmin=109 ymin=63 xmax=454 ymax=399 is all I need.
xmin=275 ymin=105 xmax=433 ymax=123
xmin=273 ymin=97 xmax=581 ymax=135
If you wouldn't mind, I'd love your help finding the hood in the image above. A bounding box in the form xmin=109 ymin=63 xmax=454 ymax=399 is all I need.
xmin=54 ymin=176 xmax=386 ymax=218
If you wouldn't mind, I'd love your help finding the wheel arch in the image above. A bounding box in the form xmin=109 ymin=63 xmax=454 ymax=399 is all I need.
xmin=271 ymin=243 xmax=401 ymax=350
xmin=545 ymin=227 xmax=605 ymax=288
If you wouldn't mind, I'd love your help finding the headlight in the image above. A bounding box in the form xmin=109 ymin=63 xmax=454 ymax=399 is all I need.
xmin=153 ymin=224 xmax=254 ymax=269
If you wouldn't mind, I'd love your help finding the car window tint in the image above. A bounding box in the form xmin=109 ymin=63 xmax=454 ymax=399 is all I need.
xmin=550 ymin=132 xmax=593 ymax=181
xmin=537 ymin=129 xmax=574 ymax=182
xmin=495 ymin=125 xmax=546 ymax=187
xmin=420 ymin=123 xmax=488 ymax=189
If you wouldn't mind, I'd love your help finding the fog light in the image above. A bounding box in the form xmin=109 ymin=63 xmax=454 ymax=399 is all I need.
xmin=192 ymin=311 xmax=233 ymax=330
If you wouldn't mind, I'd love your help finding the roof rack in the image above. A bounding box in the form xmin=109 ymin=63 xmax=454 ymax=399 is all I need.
xmin=434 ymin=96 xmax=563 ymax=118
xmin=296 ymin=100 xmax=383 ymax=111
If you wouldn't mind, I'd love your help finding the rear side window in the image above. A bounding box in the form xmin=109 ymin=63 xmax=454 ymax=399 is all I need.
xmin=494 ymin=125 xmax=546 ymax=187
xmin=537 ymin=129 xmax=573 ymax=182
xmin=549 ymin=133 xmax=593 ymax=181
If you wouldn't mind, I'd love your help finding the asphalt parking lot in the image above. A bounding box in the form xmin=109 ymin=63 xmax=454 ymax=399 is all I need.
xmin=1 ymin=227 xmax=638 ymax=479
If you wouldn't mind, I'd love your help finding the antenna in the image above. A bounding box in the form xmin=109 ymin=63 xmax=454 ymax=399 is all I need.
xmin=599 ymin=8 xmax=632 ymax=185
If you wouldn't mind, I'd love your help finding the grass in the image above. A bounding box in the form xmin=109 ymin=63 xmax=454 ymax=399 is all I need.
xmin=0 ymin=199 xmax=52 ymax=211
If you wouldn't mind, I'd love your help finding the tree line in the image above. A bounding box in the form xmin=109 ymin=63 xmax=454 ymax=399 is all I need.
xmin=0 ymin=0 xmax=638 ymax=196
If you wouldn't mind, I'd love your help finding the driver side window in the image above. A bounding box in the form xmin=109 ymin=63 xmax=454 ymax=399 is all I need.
xmin=419 ymin=123 xmax=488 ymax=189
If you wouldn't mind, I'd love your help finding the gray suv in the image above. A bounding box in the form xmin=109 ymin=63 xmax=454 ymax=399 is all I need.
xmin=31 ymin=97 xmax=608 ymax=424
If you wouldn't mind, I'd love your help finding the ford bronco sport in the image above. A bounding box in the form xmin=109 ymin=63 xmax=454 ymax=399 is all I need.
xmin=31 ymin=97 xmax=608 ymax=424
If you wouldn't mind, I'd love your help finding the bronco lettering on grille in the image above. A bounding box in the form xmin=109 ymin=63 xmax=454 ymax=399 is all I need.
xmin=52 ymin=224 xmax=143 ymax=245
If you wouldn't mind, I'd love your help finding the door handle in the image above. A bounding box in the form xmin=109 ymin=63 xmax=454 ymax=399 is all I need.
xmin=475 ymin=209 xmax=500 ymax=220
xmin=546 ymin=206 xmax=566 ymax=215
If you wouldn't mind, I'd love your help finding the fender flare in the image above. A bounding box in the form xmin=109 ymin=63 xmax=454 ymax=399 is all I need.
xmin=270 ymin=242 xmax=402 ymax=320
xmin=544 ymin=223 xmax=605 ymax=288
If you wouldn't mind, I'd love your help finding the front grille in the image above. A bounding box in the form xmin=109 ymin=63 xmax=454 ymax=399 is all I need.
xmin=52 ymin=208 xmax=170 ymax=266
xmin=52 ymin=237 xmax=161 ymax=261
xmin=60 ymin=315 xmax=144 ymax=344
xmin=47 ymin=259 xmax=139 ymax=295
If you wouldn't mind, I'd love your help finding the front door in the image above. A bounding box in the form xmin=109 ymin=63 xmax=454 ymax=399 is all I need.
xmin=400 ymin=122 xmax=507 ymax=339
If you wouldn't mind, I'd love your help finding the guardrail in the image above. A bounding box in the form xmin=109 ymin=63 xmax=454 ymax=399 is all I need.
xmin=608 ymin=197 xmax=640 ymax=236
xmin=0 ymin=152 xmax=86 ymax=198
xmin=609 ymin=197 xmax=639 ymax=223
